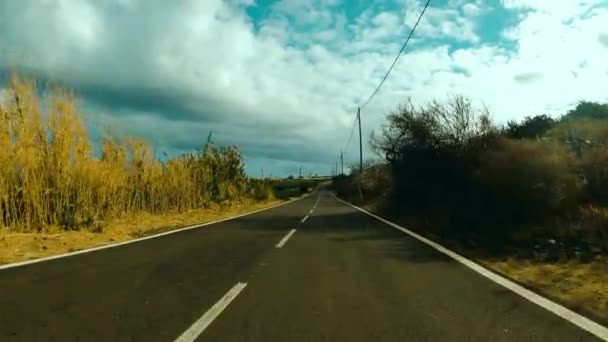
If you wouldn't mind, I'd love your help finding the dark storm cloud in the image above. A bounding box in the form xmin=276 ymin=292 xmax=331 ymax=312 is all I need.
xmin=513 ymin=72 xmax=544 ymax=84
xmin=0 ymin=0 xmax=358 ymax=177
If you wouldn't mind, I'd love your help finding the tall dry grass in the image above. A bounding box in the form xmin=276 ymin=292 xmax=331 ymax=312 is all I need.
xmin=0 ymin=75 xmax=266 ymax=232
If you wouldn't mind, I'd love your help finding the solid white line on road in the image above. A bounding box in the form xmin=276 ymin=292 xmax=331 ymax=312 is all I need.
xmin=0 ymin=194 xmax=312 ymax=271
xmin=174 ymin=282 xmax=247 ymax=342
xmin=276 ymin=229 xmax=297 ymax=248
xmin=301 ymin=215 xmax=309 ymax=223
xmin=333 ymin=194 xmax=608 ymax=341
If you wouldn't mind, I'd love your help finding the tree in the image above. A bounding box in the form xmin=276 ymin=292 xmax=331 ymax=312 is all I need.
xmin=370 ymin=95 xmax=493 ymax=163
xmin=505 ymin=114 xmax=556 ymax=139
xmin=562 ymin=101 xmax=608 ymax=121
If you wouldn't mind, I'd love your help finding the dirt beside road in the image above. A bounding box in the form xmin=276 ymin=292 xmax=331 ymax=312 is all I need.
xmin=483 ymin=258 xmax=608 ymax=324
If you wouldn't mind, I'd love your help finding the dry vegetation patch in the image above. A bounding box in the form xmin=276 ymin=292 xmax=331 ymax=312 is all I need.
xmin=0 ymin=199 xmax=282 ymax=264
xmin=484 ymin=258 xmax=608 ymax=322
xmin=0 ymin=73 xmax=287 ymax=264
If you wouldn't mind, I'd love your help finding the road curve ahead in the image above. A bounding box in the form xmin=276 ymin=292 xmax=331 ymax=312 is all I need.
xmin=0 ymin=190 xmax=603 ymax=341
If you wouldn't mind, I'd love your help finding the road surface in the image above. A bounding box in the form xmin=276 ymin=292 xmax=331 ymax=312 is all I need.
xmin=0 ymin=190 xmax=602 ymax=341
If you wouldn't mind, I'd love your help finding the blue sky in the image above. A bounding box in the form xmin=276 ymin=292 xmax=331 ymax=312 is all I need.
xmin=1 ymin=0 xmax=608 ymax=176
xmin=246 ymin=0 xmax=520 ymax=51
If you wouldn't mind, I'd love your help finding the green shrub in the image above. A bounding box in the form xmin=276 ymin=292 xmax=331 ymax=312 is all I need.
xmin=562 ymin=101 xmax=608 ymax=121
xmin=546 ymin=118 xmax=608 ymax=146
xmin=505 ymin=114 xmax=556 ymax=139
xmin=579 ymin=146 xmax=608 ymax=203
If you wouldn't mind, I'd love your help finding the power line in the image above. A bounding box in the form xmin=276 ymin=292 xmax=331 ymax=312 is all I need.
xmin=360 ymin=0 xmax=431 ymax=110
xmin=343 ymin=110 xmax=358 ymax=153
xmin=340 ymin=0 xmax=431 ymax=176
xmin=342 ymin=0 xmax=430 ymax=150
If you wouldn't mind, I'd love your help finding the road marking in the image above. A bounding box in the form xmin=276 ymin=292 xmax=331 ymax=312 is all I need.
xmin=308 ymin=209 xmax=314 ymax=215
xmin=276 ymin=229 xmax=297 ymax=248
xmin=301 ymin=215 xmax=309 ymax=223
xmin=0 ymin=194 xmax=312 ymax=271
xmin=174 ymin=282 xmax=247 ymax=342
xmin=333 ymin=194 xmax=608 ymax=341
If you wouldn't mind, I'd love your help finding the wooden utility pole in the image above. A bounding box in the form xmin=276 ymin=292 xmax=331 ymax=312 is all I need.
xmin=358 ymin=107 xmax=363 ymax=175
xmin=340 ymin=150 xmax=344 ymax=175
xmin=357 ymin=107 xmax=364 ymax=201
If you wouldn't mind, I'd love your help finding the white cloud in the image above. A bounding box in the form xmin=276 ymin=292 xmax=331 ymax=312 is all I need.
xmin=271 ymin=0 xmax=336 ymax=27
xmin=0 ymin=0 xmax=607 ymax=175
xmin=501 ymin=0 xmax=606 ymax=19
xmin=404 ymin=0 xmax=480 ymax=43
xmin=462 ymin=3 xmax=481 ymax=17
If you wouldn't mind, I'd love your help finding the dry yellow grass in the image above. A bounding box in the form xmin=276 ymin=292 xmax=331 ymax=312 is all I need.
xmin=483 ymin=258 xmax=608 ymax=322
xmin=0 ymin=199 xmax=282 ymax=264
xmin=0 ymin=73 xmax=274 ymax=233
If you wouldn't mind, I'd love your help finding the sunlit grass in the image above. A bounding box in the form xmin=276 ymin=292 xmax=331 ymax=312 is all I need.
xmin=0 ymin=74 xmax=273 ymax=232
xmin=485 ymin=258 xmax=608 ymax=321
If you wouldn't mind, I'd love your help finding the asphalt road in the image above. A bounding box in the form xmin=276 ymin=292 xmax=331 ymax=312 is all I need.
xmin=0 ymin=190 xmax=602 ymax=341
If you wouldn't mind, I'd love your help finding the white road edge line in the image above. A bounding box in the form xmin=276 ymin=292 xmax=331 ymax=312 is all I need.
xmin=276 ymin=229 xmax=297 ymax=248
xmin=301 ymin=215 xmax=309 ymax=223
xmin=332 ymin=194 xmax=608 ymax=341
xmin=174 ymin=282 xmax=247 ymax=342
xmin=0 ymin=194 xmax=312 ymax=271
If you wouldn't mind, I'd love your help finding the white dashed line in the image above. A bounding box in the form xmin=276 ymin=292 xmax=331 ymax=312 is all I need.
xmin=0 ymin=194 xmax=312 ymax=271
xmin=276 ymin=229 xmax=297 ymax=248
xmin=301 ymin=215 xmax=309 ymax=223
xmin=174 ymin=282 xmax=247 ymax=342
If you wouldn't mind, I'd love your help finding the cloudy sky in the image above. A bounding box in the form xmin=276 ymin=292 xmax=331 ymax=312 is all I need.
xmin=1 ymin=0 xmax=607 ymax=176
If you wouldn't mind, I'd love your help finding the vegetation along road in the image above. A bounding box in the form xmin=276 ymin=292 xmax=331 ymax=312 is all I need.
xmin=1 ymin=188 xmax=605 ymax=341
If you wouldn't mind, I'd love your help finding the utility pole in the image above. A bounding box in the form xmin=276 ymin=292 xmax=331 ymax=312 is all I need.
xmin=261 ymin=168 xmax=264 ymax=179
xmin=357 ymin=107 xmax=364 ymax=201
xmin=358 ymin=107 xmax=363 ymax=175
xmin=299 ymin=166 xmax=302 ymax=178
xmin=335 ymin=161 xmax=338 ymax=177
xmin=340 ymin=150 xmax=344 ymax=175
